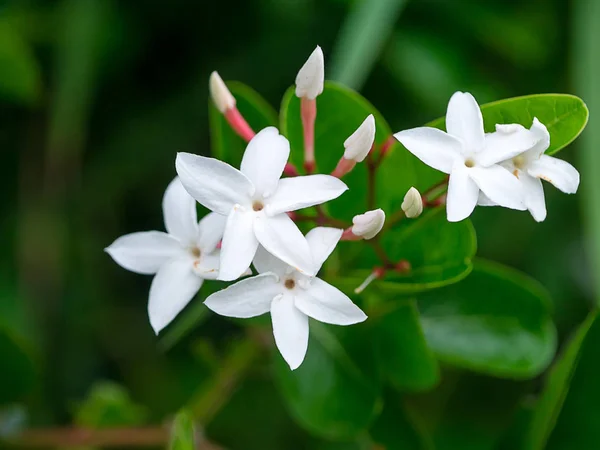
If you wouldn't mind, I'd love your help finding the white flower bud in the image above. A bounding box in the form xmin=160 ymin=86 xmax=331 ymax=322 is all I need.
xmin=209 ymin=71 xmax=236 ymax=113
xmin=402 ymin=187 xmax=423 ymax=218
xmin=343 ymin=115 xmax=376 ymax=162
xmin=295 ymin=46 xmax=324 ymax=100
xmin=351 ymin=208 xmax=385 ymax=240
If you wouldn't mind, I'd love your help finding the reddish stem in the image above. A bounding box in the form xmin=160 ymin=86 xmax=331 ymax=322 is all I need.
xmin=301 ymin=98 xmax=317 ymax=173
xmin=224 ymin=107 xmax=255 ymax=142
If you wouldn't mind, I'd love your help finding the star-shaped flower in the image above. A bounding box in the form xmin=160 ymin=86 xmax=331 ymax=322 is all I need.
xmin=394 ymin=91 xmax=540 ymax=222
xmin=105 ymin=177 xmax=226 ymax=334
xmin=176 ymin=127 xmax=348 ymax=281
xmin=204 ymin=227 xmax=367 ymax=370
xmin=480 ymin=118 xmax=580 ymax=221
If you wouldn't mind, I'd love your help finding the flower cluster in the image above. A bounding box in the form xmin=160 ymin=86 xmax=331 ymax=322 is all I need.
xmin=106 ymin=46 xmax=580 ymax=370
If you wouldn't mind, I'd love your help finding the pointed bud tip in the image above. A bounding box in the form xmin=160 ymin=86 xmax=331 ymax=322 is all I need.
xmin=351 ymin=208 xmax=385 ymax=240
xmin=295 ymin=46 xmax=324 ymax=100
xmin=209 ymin=71 xmax=236 ymax=113
xmin=402 ymin=187 xmax=423 ymax=218
xmin=343 ymin=115 xmax=376 ymax=162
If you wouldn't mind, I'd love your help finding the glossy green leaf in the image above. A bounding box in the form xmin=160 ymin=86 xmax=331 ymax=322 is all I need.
xmin=274 ymin=322 xmax=382 ymax=440
xmin=373 ymin=301 xmax=440 ymax=392
xmin=525 ymin=311 xmax=596 ymax=449
xmin=418 ymin=260 xmax=557 ymax=379
xmin=0 ymin=327 xmax=35 ymax=405
xmin=169 ymin=410 xmax=195 ymax=450
xmin=427 ymin=94 xmax=588 ymax=156
xmin=337 ymin=208 xmax=476 ymax=294
xmin=280 ymin=81 xmax=391 ymax=221
xmin=209 ymin=81 xmax=278 ymax=165
xmin=540 ymin=312 xmax=600 ymax=450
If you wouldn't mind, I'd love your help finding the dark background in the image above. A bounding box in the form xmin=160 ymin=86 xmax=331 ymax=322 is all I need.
xmin=0 ymin=0 xmax=597 ymax=448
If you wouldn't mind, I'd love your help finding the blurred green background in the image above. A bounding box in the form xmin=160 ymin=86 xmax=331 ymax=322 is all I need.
xmin=0 ymin=0 xmax=598 ymax=448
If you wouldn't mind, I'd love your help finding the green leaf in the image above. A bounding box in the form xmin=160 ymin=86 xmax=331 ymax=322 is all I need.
xmin=73 ymin=381 xmax=147 ymax=427
xmin=280 ymin=81 xmax=391 ymax=221
xmin=427 ymin=94 xmax=588 ymax=156
xmin=373 ymin=301 xmax=440 ymax=392
xmin=0 ymin=327 xmax=36 ymax=406
xmin=169 ymin=410 xmax=196 ymax=450
xmin=274 ymin=322 xmax=382 ymax=440
xmin=209 ymin=81 xmax=278 ymax=166
xmin=0 ymin=21 xmax=41 ymax=105
xmin=526 ymin=312 xmax=596 ymax=450
xmin=539 ymin=312 xmax=600 ymax=450
xmin=329 ymin=0 xmax=408 ymax=90
xmin=337 ymin=208 xmax=476 ymax=294
xmin=418 ymin=260 xmax=557 ymax=379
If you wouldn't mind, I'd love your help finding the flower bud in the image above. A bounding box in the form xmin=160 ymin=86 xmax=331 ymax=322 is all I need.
xmin=351 ymin=208 xmax=385 ymax=240
xmin=295 ymin=46 xmax=324 ymax=100
xmin=209 ymin=71 xmax=236 ymax=113
xmin=344 ymin=115 xmax=376 ymax=162
xmin=402 ymin=187 xmax=423 ymax=218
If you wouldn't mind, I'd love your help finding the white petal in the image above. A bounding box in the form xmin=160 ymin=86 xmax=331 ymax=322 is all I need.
xmin=528 ymin=155 xmax=580 ymax=194
xmin=521 ymin=174 xmax=547 ymax=222
xmin=197 ymin=212 xmax=227 ymax=253
xmin=343 ymin=115 xmax=376 ymax=162
xmin=305 ymin=227 xmax=343 ymax=273
xmin=253 ymin=245 xmax=288 ymax=276
xmin=176 ymin=152 xmax=254 ymax=216
xmin=446 ymin=164 xmax=479 ymax=222
xmin=271 ymin=293 xmax=309 ymax=370
xmin=192 ymin=251 xmax=221 ymax=280
xmin=204 ymin=273 xmax=281 ymax=318
xmin=525 ymin=118 xmax=551 ymax=159
xmin=295 ymin=46 xmax=324 ymax=100
xmin=240 ymin=127 xmax=290 ymax=197
xmin=254 ymin=214 xmax=315 ymax=276
xmin=446 ymin=91 xmax=485 ymax=151
xmin=477 ymin=192 xmax=497 ymax=207
xmin=393 ymin=127 xmax=463 ymax=174
xmin=351 ymin=209 xmax=385 ymax=240
xmin=469 ymin=165 xmax=525 ymax=211
xmin=295 ymin=278 xmax=367 ymax=325
xmin=218 ymin=206 xmax=258 ymax=281
xmin=480 ymin=124 xmax=540 ymax=167
xmin=148 ymin=257 xmax=203 ymax=334
xmin=265 ymin=175 xmax=348 ymax=216
xmin=162 ymin=177 xmax=198 ymax=245
xmin=105 ymin=231 xmax=182 ymax=275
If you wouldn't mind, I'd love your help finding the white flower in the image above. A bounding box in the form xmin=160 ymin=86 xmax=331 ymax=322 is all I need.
xmin=176 ymin=127 xmax=348 ymax=281
xmin=105 ymin=178 xmax=226 ymax=334
xmin=351 ymin=209 xmax=385 ymax=239
xmin=344 ymin=114 xmax=376 ymax=162
xmin=480 ymin=118 xmax=580 ymax=221
xmin=402 ymin=187 xmax=423 ymax=218
xmin=209 ymin=71 xmax=236 ymax=113
xmin=394 ymin=91 xmax=540 ymax=222
xmin=204 ymin=227 xmax=367 ymax=370
xmin=295 ymin=46 xmax=324 ymax=100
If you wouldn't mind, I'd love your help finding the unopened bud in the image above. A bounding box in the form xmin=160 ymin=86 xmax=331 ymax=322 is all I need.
xmin=209 ymin=71 xmax=236 ymax=113
xmin=295 ymin=46 xmax=324 ymax=100
xmin=344 ymin=114 xmax=376 ymax=162
xmin=402 ymin=187 xmax=423 ymax=218
xmin=351 ymin=209 xmax=385 ymax=240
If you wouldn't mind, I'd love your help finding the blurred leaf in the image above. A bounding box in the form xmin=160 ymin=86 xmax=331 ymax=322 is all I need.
xmin=209 ymin=81 xmax=278 ymax=167
xmin=540 ymin=312 xmax=600 ymax=449
xmin=427 ymin=94 xmax=589 ymax=156
xmin=0 ymin=328 xmax=36 ymax=406
xmin=0 ymin=20 xmax=41 ymax=105
xmin=329 ymin=0 xmax=408 ymax=90
xmin=337 ymin=209 xmax=476 ymax=294
xmin=73 ymin=381 xmax=147 ymax=427
xmin=169 ymin=410 xmax=195 ymax=450
xmin=0 ymin=405 xmax=27 ymax=438
xmin=274 ymin=322 xmax=382 ymax=440
xmin=373 ymin=301 xmax=439 ymax=392
xmin=280 ymin=81 xmax=391 ymax=221
xmin=418 ymin=260 xmax=557 ymax=379
xmin=526 ymin=311 xmax=596 ymax=449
